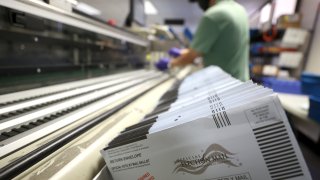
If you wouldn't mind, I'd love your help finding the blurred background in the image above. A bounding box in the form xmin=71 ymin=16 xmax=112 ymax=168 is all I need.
xmin=0 ymin=0 xmax=319 ymax=179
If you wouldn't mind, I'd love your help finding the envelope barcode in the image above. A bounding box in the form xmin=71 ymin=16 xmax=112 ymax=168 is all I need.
xmin=209 ymin=98 xmax=231 ymax=129
xmin=212 ymin=111 xmax=231 ymax=128
xmin=253 ymin=122 xmax=303 ymax=180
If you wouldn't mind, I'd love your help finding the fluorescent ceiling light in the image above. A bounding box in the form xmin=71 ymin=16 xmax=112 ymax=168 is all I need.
xmin=145 ymin=0 xmax=158 ymax=15
xmin=75 ymin=2 xmax=101 ymax=15
xmin=66 ymin=0 xmax=78 ymax=6
xmin=272 ymin=0 xmax=297 ymax=23
xmin=260 ymin=3 xmax=271 ymax=24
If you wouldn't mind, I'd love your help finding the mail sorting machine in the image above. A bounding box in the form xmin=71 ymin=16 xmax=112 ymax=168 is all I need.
xmin=0 ymin=68 xmax=191 ymax=179
xmin=0 ymin=1 xmax=190 ymax=179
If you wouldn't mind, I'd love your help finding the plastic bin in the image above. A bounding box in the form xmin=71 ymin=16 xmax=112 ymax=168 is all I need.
xmin=309 ymin=96 xmax=320 ymax=123
xmin=301 ymin=72 xmax=320 ymax=97
xmin=262 ymin=77 xmax=301 ymax=94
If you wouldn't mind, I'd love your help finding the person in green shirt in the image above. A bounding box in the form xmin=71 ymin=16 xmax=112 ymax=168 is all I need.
xmin=170 ymin=0 xmax=249 ymax=81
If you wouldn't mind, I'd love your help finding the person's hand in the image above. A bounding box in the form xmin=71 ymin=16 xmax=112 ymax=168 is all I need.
xmin=156 ymin=48 xmax=197 ymax=70
xmin=155 ymin=48 xmax=183 ymax=70
xmin=169 ymin=49 xmax=191 ymax=67
xmin=169 ymin=58 xmax=180 ymax=67
xmin=155 ymin=58 xmax=170 ymax=71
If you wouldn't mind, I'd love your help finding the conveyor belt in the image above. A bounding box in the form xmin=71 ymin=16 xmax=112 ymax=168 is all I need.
xmin=0 ymin=70 xmax=167 ymax=170
xmin=0 ymin=70 xmax=147 ymax=106
xmin=0 ymin=66 xmax=195 ymax=180
xmin=0 ymin=72 xmax=158 ymax=131
xmin=0 ymin=70 xmax=151 ymax=119
xmin=0 ymin=71 xmax=162 ymax=159
xmin=0 ymin=66 xmax=193 ymax=180
xmin=0 ymin=72 xmax=169 ymax=179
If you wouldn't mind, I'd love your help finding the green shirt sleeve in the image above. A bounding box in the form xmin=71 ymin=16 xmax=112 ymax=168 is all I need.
xmin=191 ymin=16 xmax=221 ymax=55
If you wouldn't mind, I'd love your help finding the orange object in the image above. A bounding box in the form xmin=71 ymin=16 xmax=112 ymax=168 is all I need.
xmin=260 ymin=47 xmax=297 ymax=53
xmin=263 ymin=26 xmax=278 ymax=42
xmin=252 ymin=65 xmax=263 ymax=75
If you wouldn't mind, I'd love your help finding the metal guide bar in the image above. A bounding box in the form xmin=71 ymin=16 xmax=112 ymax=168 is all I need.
xmin=0 ymin=71 xmax=155 ymax=119
xmin=0 ymin=78 xmax=160 ymax=159
xmin=0 ymin=76 xmax=169 ymax=180
xmin=0 ymin=74 xmax=161 ymax=135
xmin=0 ymin=1 xmax=148 ymax=46
xmin=0 ymin=70 xmax=146 ymax=105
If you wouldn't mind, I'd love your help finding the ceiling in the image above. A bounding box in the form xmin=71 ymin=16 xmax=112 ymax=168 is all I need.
xmin=80 ymin=0 xmax=269 ymax=32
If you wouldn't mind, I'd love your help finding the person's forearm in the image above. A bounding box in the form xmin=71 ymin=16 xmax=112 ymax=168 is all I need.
xmin=170 ymin=49 xmax=200 ymax=67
